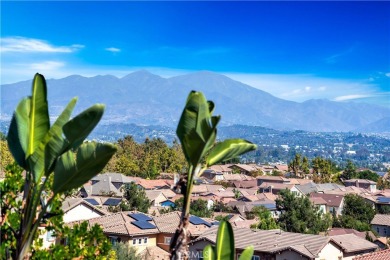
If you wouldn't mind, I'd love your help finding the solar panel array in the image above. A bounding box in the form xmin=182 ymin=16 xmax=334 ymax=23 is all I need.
xmin=103 ymin=198 xmax=121 ymax=206
xmin=84 ymin=198 xmax=99 ymax=206
xmin=189 ymin=216 xmax=211 ymax=227
xmin=377 ymin=197 xmax=390 ymax=203
xmin=128 ymin=213 xmax=152 ymax=221
xmin=131 ymin=221 xmax=156 ymax=229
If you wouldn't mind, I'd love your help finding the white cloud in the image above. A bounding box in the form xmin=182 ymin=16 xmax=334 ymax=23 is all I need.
xmin=105 ymin=47 xmax=121 ymax=53
xmin=0 ymin=37 xmax=84 ymax=53
xmin=30 ymin=61 xmax=65 ymax=71
xmin=386 ymin=72 xmax=390 ymax=77
xmin=333 ymin=94 xmax=373 ymax=101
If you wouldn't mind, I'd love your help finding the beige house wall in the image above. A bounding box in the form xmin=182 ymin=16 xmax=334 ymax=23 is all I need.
xmin=315 ymin=242 xmax=343 ymax=260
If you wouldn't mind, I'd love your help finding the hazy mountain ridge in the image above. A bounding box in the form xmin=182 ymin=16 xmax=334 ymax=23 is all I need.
xmin=1 ymin=70 xmax=389 ymax=132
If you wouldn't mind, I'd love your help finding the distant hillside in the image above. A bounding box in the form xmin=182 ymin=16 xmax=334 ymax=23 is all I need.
xmin=354 ymin=117 xmax=390 ymax=133
xmin=1 ymin=70 xmax=389 ymax=132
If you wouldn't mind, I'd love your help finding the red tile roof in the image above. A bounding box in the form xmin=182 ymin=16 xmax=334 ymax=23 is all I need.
xmin=353 ymin=249 xmax=390 ymax=259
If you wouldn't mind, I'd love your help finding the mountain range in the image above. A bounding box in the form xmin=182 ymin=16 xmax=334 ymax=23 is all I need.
xmin=1 ymin=70 xmax=389 ymax=132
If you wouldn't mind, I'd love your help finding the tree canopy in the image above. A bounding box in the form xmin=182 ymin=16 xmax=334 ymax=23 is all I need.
xmin=104 ymin=136 xmax=187 ymax=179
xmin=120 ymin=182 xmax=152 ymax=213
xmin=249 ymin=206 xmax=279 ymax=230
xmin=276 ymin=189 xmax=332 ymax=234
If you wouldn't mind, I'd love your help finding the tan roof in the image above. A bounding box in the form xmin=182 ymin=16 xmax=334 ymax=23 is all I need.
xmin=140 ymin=246 xmax=170 ymax=259
xmin=192 ymin=227 xmax=330 ymax=258
xmin=288 ymin=178 xmax=313 ymax=185
xmin=160 ymin=189 xmax=177 ymax=199
xmin=327 ymin=228 xmax=365 ymax=239
xmin=371 ymin=214 xmax=390 ymax=226
xmin=309 ymin=196 xmax=328 ymax=205
xmin=353 ymin=249 xmax=390 ymax=260
xmin=330 ymin=234 xmax=378 ymax=253
xmin=153 ymin=211 xmax=212 ymax=236
xmin=137 ymin=179 xmax=171 ymax=190
xmin=61 ymin=198 xmax=107 ymax=216
xmin=310 ymin=193 xmax=344 ymax=207
xmin=230 ymin=164 xmax=262 ymax=173
xmin=87 ymin=211 xmax=159 ymax=236
xmin=345 ymin=179 xmax=377 ymax=185
xmin=257 ymin=175 xmax=289 ymax=182
xmin=275 ymin=165 xmax=289 ymax=172
xmin=209 ymin=164 xmax=233 ymax=173
xmin=145 ymin=190 xmax=167 ymax=202
xmin=259 ymin=182 xmax=295 ymax=190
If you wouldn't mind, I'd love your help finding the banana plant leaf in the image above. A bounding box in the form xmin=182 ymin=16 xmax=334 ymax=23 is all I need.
xmin=238 ymin=246 xmax=254 ymax=260
xmin=7 ymin=97 xmax=31 ymax=170
xmin=207 ymin=139 xmax=257 ymax=166
xmin=29 ymin=98 xmax=78 ymax=181
xmin=216 ymin=221 xmax=235 ymax=260
xmin=27 ymin=73 xmax=50 ymax=157
xmin=62 ymin=104 xmax=105 ymax=150
xmin=53 ymin=142 xmax=117 ymax=194
xmin=203 ymin=245 xmax=216 ymax=260
xmin=176 ymin=91 xmax=219 ymax=166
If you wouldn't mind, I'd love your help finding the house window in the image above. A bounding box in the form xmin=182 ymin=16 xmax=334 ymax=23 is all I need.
xmin=132 ymin=237 xmax=148 ymax=246
xmin=377 ymin=227 xmax=380 ymax=233
xmin=109 ymin=236 xmax=118 ymax=246
xmin=164 ymin=237 xmax=171 ymax=245
xmin=46 ymin=230 xmax=56 ymax=242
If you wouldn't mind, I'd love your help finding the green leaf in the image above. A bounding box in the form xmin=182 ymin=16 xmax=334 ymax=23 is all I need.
xmin=216 ymin=221 xmax=235 ymax=260
xmin=203 ymin=245 xmax=216 ymax=260
xmin=176 ymin=91 xmax=218 ymax=166
xmin=52 ymin=142 xmax=117 ymax=194
xmin=238 ymin=246 xmax=254 ymax=260
xmin=207 ymin=139 xmax=257 ymax=166
xmin=63 ymin=104 xmax=105 ymax=150
xmin=30 ymin=98 xmax=78 ymax=181
xmin=27 ymin=73 xmax=50 ymax=157
xmin=7 ymin=97 xmax=31 ymax=169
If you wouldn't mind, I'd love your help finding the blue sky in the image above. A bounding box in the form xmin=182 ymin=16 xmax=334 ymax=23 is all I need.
xmin=1 ymin=1 xmax=389 ymax=106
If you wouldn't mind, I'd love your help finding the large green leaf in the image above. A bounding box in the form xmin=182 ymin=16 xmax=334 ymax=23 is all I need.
xmin=52 ymin=142 xmax=117 ymax=194
xmin=30 ymin=98 xmax=78 ymax=181
xmin=238 ymin=246 xmax=254 ymax=260
xmin=27 ymin=73 xmax=50 ymax=157
xmin=176 ymin=91 xmax=218 ymax=166
xmin=7 ymin=97 xmax=31 ymax=169
xmin=207 ymin=139 xmax=257 ymax=166
xmin=203 ymin=245 xmax=216 ymax=260
xmin=216 ymin=221 xmax=235 ymax=260
xmin=63 ymin=104 xmax=105 ymax=150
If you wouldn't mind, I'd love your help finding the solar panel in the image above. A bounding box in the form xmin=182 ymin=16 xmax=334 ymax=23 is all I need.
xmin=84 ymin=198 xmax=99 ymax=205
xmin=128 ymin=213 xmax=152 ymax=221
xmin=189 ymin=216 xmax=211 ymax=227
xmin=131 ymin=221 xmax=156 ymax=229
xmin=377 ymin=197 xmax=390 ymax=203
xmin=103 ymin=198 xmax=121 ymax=206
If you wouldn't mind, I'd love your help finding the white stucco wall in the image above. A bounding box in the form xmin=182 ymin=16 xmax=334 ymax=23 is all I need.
xmin=63 ymin=204 xmax=103 ymax=223
xmin=316 ymin=242 xmax=343 ymax=260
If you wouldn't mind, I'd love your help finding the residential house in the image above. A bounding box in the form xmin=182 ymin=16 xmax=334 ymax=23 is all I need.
xmin=310 ymin=193 xmax=345 ymax=216
xmin=202 ymin=164 xmax=232 ymax=181
xmin=371 ymin=214 xmax=390 ymax=237
xmin=256 ymin=175 xmax=290 ymax=186
xmin=83 ymin=211 xmax=160 ymax=254
xmin=228 ymin=164 xmax=263 ymax=175
xmin=153 ymin=211 xmax=215 ymax=252
xmin=61 ymin=198 xmax=107 ymax=223
xmin=80 ymin=172 xmax=137 ymax=197
xmin=190 ymin=227 xmax=378 ymax=260
xmin=353 ymin=248 xmax=390 ymax=260
xmin=232 ymin=179 xmax=258 ymax=189
xmin=344 ymin=179 xmax=377 ymax=193
xmin=259 ymin=182 xmax=303 ymax=196
xmin=145 ymin=190 xmax=168 ymax=207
